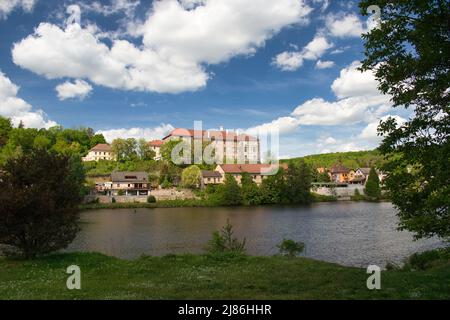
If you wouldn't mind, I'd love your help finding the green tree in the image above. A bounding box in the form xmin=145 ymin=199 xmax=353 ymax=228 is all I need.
xmin=0 ymin=116 xmax=12 ymax=148
xmin=181 ymin=165 xmax=201 ymax=188
xmin=217 ymin=174 xmax=243 ymax=206
xmin=285 ymin=161 xmax=312 ymax=204
xmin=364 ymin=167 xmax=381 ymax=199
xmin=137 ymin=138 xmax=156 ymax=160
xmin=260 ymin=168 xmax=286 ymax=204
xmin=359 ymin=0 xmax=449 ymax=238
xmin=0 ymin=149 xmax=84 ymax=258
xmin=90 ymin=134 xmax=106 ymax=148
xmin=241 ymin=172 xmax=261 ymax=205
xmin=112 ymin=138 xmax=138 ymax=162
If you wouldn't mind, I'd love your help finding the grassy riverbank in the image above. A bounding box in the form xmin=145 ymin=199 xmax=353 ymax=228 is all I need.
xmin=0 ymin=249 xmax=449 ymax=299
xmin=79 ymin=194 xmax=339 ymax=210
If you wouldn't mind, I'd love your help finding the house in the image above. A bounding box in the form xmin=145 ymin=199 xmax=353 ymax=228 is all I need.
xmin=329 ymin=163 xmax=350 ymax=183
xmin=110 ymin=171 xmax=151 ymax=196
xmin=215 ymin=163 xmax=287 ymax=185
xmin=200 ymin=170 xmax=222 ymax=187
xmin=355 ymin=167 xmax=386 ymax=184
xmin=148 ymin=140 xmax=163 ymax=160
xmin=162 ymin=128 xmax=260 ymax=164
xmin=82 ymin=144 xmax=116 ymax=162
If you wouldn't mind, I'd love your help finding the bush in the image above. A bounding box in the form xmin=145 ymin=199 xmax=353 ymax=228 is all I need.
xmin=117 ymin=189 xmax=125 ymax=196
xmin=147 ymin=195 xmax=156 ymax=203
xmin=277 ymin=239 xmax=305 ymax=257
xmin=404 ymin=248 xmax=450 ymax=270
xmin=364 ymin=167 xmax=381 ymax=199
xmin=161 ymin=178 xmax=172 ymax=189
xmin=206 ymin=220 xmax=246 ymax=255
xmin=111 ymin=197 xmax=116 ymax=203
xmin=0 ymin=150 xmax=84 ymax=258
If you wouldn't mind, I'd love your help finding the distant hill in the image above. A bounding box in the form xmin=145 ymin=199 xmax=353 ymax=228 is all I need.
xmin=283 ymin=150 xmax=384 ymax=170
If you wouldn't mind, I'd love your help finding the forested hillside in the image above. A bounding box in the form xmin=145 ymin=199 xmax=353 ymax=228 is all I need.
xmin=285 ymin=150 xmax=384 ymax=169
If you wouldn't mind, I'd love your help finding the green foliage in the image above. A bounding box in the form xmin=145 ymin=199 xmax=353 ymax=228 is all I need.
xmin=161 ymin=178 xmax=172 ymax=189
xmin=277 ymin=239 xmax=305 ymax=257
xmin=90 ymin=134 xmax=106 ymax=148
xmin=147 ymin=195 xmax=156 ymax=203
xmin=364 ymin=167 xmax=381 ymax=199
xmin=206 ymin=220 xmax=246 ymax=255
xmin=241 ymin=172 xmax=262 ymax=205
xmin=181 ymin=165 xmax=201 ymax=188
xmin=287 ymin=150 xmax=383 ymax=170
xmin=0 ymin=149 xmax=84 ymax=258
xmin=117 ymin=190 xmax=125 ymax=196
xmin=285 ymin=161 xmax=313 ymax=204
xmin=111 ymin=197 xmax=116 ymax=203
xmin=0 ymin=116 xmax=12 ymax=148
xmin=111 ymin=138 xmax=138 ymax=162
xmin=217 ymin=174 xmax=243 ymax=206
xmin=403 ymin=248 xmax=450 ymax=271
xmin=359 ymin=1 xmax=450 ymax=239
xmin=137 ymin=138 xmax=156 ymax=161
xmin=259 ymin=169 xmax=286 ymax=204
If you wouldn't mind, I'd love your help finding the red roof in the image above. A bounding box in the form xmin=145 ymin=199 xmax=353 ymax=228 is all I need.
xmin=330 ymin=163 xmax=350 ymax=174
xmin=90 ymin=144 xmax=112 ymax=152
xmin=218 ymin=163 xmax=287 ymax=175
xmin=163 ymin=128 xmax=258 ymax=142
xmin=148 ymin=140 xmax=163 ymax=147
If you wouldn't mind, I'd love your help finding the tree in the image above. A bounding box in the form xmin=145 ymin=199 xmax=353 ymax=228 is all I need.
xmin=217 ymin=174 xmax=243 ymax=206
xmin=260 ymin=168 xmax=286 ymax=204
xmin=0 ymin=116 xmax=12 ymax=148
xmin=285 ymin=161 xmax=312 ymax=204
xmin=181 ymin=165 xmax=201 ymax=188
xmin=90 ymin=134 xmax=106 ymax=148
xmin=359 ymin=1 xmax=449 ymax=239
xmin=111 ymin=138 xmax=138 ymax=162
xmin=364 ymin=167 xmax=381 ymax=199
xmin=241 ymin=172 xmax=261 ymax=205
xmin=0 ymin=149 xmax=84 ymax=258
xmin=137 ymin=138 xmax=156 ymax=160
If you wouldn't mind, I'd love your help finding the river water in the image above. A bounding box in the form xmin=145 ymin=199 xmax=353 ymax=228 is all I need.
xmin=67 ymin=202 xmax=443 ymax=267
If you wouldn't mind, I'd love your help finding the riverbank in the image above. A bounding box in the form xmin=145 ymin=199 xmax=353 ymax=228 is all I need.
xmin=79 ymin=194 xmax=340 ymax=210
xmin=1 ymin=249 xmax=449 ymax=299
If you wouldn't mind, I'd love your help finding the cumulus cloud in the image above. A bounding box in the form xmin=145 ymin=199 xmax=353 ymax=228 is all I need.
xmin=316 ymin=59 xmax=334 ymax=69
xmin=0 ymin=0 xmax=36 ymax=19
xmin=273 ymin=34 xmax=333 ymax=71
xmin=56 ymin=79 xmax=93 ymax=101
xmin=0 ymin=71 xmax=57 ymax=128
xmin=13 ymin=0 xmax=312 ymax=94
xmin=325 ymin=13 xmax=366 ymax=38
xmin=331 ymin=61 xmax=381 ymax=98
xmin=97 ymin=124 xmax=175 ymax=142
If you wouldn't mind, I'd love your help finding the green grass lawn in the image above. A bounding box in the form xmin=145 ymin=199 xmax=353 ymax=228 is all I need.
xmin=1 ymin=251 xmax=449 ymax=300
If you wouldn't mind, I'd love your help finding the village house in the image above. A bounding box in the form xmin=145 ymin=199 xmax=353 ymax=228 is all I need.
xmin=200 ymin=170 xmax=222 ymax=187
xmin=214 ymin=163 xmax=287 ymax=185
xmin=82 ymin=143 xmax=116 ymax=162
xmin=109 ymin=171 xmax=151 ymax=196
xmin=162 ymin=128 xmax=260 ymax=164
xmin=329 ymin=163 xmax=350 ymax=183
xmin=148 ymin=140 xmax=163 ymax=160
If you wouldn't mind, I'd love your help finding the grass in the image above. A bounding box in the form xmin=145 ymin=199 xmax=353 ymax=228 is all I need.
xmin=0 ymin=248 xmax=449 ymax=300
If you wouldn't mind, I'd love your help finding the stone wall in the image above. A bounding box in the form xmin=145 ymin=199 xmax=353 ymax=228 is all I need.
xmin=86 ymin=188 xmax=197 ymax=203
xmin=312 ymin=184 xmax=365 ymax=200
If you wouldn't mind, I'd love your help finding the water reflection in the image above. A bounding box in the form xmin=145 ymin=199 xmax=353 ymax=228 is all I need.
xmin=67 ymin=202 xmax=443 ymax=267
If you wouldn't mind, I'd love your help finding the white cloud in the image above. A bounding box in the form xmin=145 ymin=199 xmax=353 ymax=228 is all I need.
xmin=246 ymin=116 xmax=301 ymax=136
xmin=331 ymin=61 xmax=381 ymax=98
xmin=273 ymin=34 xmax=333 ymax=71
xmin=316 ymin=59 xmax=334 ymax=69
xmin=97 ymin=124 xmax=175 ymax=142
xmin=359 ymin=115 xmax=406 ymax=142
xmin=0 ymin=71 xmax=57 ymax=129
xmin=13 ymin=1 xmax=312 ymax=94
xmin=56 ymin=79 xmax=93 ymax=101
xmin=0 ymin=0 xmax=36 ymax=19
xmin=326 ymin=13 xmax=366 ymax=38
xmin=272 ymin=51 xmax=304 ymax=71
xmin=80 ymin=0 xmax=140 ymax=17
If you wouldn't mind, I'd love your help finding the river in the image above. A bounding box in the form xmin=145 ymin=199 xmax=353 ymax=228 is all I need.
xmin=67 ymin=202 xmax=443 ymax=267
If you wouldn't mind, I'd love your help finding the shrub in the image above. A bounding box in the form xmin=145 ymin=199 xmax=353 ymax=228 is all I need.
xmin=404 ymin=248 xmax=450 ymax=270
xmin=0 ymin=150 xmax=84 ymax=258
xmin=117 ymin=189 xmax=125 ymax=196
xmin=277 ymin=239 xmax=305 ymax=257
xmin=161 ymin=178 xmax=172 ymax=189
xmin=364 ymin=167 xmax=381 ymax=199
xmin=147 ymin=195 xmax=156 ymax=203
xmin=181 ymin=165 xmax=201 ymax=188
xmin=206 ymin=220 xmax=246 ymax=255
xmin=111 ymin=197 xmax=116 ymax=203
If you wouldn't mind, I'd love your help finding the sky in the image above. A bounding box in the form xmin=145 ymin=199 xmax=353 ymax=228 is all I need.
xmin=0 ymin=0 xmax=410 ymax=158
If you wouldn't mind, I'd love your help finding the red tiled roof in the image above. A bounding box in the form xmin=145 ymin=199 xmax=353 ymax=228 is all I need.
xmin=163 ymin=128 xmax=258 ymax=142
xmin=90 ymin=144 xmax=112 ymax=152
xmin=218 ymin=163 xmax=287 ymax=175
xmin=330 ymin=163 xmax=349 ymax=174
xmin=149 ymin=140 xmax=163 ymax=147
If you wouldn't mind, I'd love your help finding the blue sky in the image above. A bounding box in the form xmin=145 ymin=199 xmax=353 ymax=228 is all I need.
xmin=0 ymin=0 xmax=409 ymax=158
